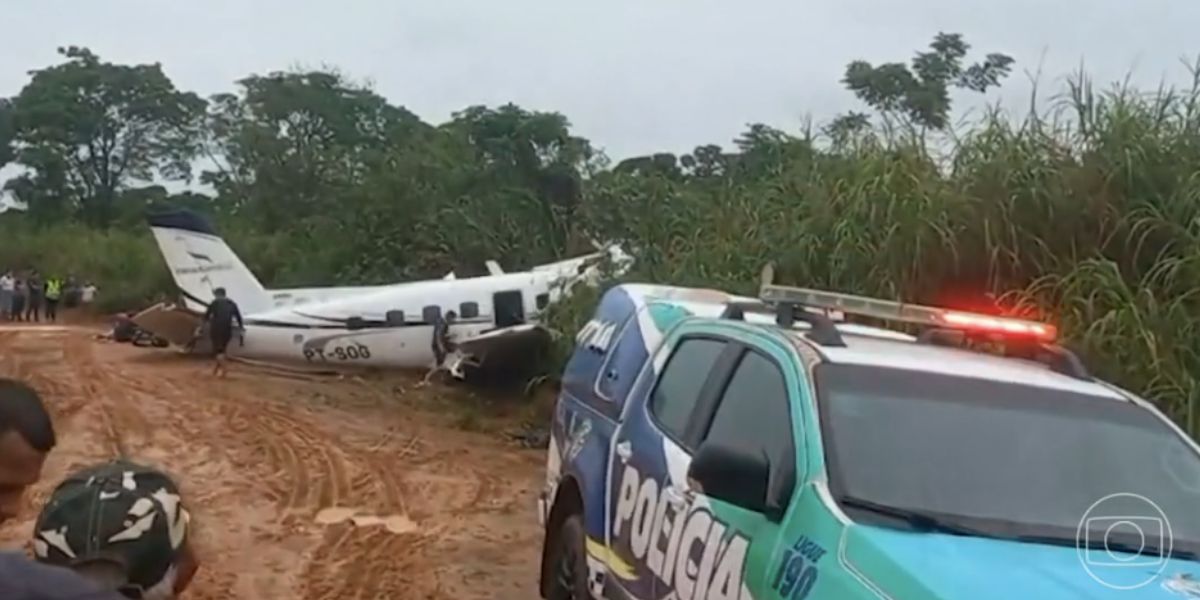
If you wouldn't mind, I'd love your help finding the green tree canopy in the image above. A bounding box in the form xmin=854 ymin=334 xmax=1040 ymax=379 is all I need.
xmin=839 ymin=32 xmax=1014 ymax=136
xmin=202 ymin=70 xmax=430 ymax=227
xmin=7 ymin=46 xmax=206 ymax=225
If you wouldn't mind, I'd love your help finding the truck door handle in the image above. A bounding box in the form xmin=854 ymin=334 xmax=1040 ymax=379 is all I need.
xmin=616 ymin=441 xmax=632 ymax=462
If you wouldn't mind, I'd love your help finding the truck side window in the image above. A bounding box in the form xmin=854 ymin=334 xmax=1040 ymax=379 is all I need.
xmin=703 ymin=350 xmax=796 ymax=502
xmin=649 ymin=338 xmax=727 ymax=444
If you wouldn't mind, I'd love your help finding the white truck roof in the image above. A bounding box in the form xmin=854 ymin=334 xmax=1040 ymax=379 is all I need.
xmin=805 ymin=329 xmax=1128 ymax=400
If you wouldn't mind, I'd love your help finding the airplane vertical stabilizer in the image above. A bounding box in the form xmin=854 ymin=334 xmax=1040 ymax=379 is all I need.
xmin=146 ymin=210 xmax=271 ymax=314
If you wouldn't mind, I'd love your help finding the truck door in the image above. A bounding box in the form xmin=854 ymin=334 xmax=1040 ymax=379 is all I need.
xmin=604 ymin=334 xmax=737 ymax=599
xmin=656 ymin=342 xmax=804 ymax=600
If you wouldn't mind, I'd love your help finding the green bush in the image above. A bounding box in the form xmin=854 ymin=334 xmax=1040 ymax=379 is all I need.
xmin=0 ymin=220 xmax=174 ymax=313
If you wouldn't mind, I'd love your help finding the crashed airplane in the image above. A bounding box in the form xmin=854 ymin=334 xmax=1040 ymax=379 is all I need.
xmin=135 ymin=209 xmax=633 ymax=378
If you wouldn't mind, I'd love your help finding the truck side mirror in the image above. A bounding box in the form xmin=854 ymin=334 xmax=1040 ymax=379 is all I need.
xmin=688 ymin=441 xmax=771 ymax=517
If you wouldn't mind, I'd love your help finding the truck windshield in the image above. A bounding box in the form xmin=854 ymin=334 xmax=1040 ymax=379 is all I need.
xmin=814 ymin=363 xmax=1200 ymax=557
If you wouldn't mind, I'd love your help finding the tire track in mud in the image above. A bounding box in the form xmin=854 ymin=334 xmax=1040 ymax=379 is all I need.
xmin=1 ymin=328 xmax=542 ymax=600
xmin=61 ymin=334 xmax=142 ymax=457
xmin=3 ymin=330 xmax=107 ymax=446
xmin=112 ymin=366 xmax=436 ymax=600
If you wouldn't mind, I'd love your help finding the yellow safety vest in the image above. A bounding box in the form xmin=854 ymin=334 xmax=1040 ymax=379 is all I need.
xmin=46 ymin=279 xmax=62 ymax=300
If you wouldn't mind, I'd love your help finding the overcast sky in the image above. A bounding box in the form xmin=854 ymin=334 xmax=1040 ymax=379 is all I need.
xmin=1 ymin=0 xmax=1199 ymax=162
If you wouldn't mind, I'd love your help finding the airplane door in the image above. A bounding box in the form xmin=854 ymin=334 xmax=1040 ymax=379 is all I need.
xmin=492 ymin=290 xmax=525 ymax=327
xmin=604 ymin=334 xmax=736 ymax=599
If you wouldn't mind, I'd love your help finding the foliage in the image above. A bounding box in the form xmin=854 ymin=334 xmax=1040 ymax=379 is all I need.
xmin=839 ymin=32 xmax=1014 ymax=138
xmin=4 ymin=39 xmax=1200 ymax=440
xmin=5 ymin=47 xmax=206 ymax=226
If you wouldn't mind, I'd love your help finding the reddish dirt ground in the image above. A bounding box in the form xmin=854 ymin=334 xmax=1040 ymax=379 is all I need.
xmin=0 ymin=324 xmax=546 ymax=599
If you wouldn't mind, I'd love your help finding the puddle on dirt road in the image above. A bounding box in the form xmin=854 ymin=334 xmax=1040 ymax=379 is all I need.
xmin=315 ymin=507 xmax=419 ymax=534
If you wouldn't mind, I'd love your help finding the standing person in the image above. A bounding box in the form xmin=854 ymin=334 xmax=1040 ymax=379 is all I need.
xmin=63 ymin=274 xmax=79 ymax=309
xmin=31 ymin=458 xmax=199 ymax=600
xmin=202 ymin=287 xmax=243 ymax=378
xmin=0 ymin=270 xmax=13 ymax=321
xmin=25 ymin=270 xmax=42 ymax=323
xmin=43 ymin=275 xmax=62 ymax=323
xmin=420 ymin=309 xmax=457 ymax=386
xmin=81 ymin=280 xmax=99 ymax=307
xmin=0 ymin=378 xmax=128 ymax=600
xmin=11 ymin=278 xmax=26 ymax=322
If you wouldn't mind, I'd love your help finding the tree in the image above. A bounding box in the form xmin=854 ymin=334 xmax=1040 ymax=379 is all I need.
xmin=8 ymin=47 xmax=206 ymax=225
xmin=680 ymin=144 xmax=727 ymax=178
xmin=202 ymin=69 xmax=430 ymax=227
xmin=840 ymin=32 xmax=1014 ymax=137
xmin=728 ymin=123 xmax=812 ymax=178
xmin=0 ymin=99 xmax=14 ymax=170
xmin=614 ymin=153 xmax=682 ymax=179
xmin=444 ymin=104 xmax=595 ymax=256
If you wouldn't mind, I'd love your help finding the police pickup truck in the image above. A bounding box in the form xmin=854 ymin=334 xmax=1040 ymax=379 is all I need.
xmin=536 ymin=275 xmax=1200 ymax=599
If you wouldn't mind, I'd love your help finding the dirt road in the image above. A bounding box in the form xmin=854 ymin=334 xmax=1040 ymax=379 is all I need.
xmin=0 ymin=325 xmax=545 ymax=599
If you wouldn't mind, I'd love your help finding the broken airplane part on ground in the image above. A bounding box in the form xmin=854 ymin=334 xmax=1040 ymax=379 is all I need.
xmin=135 ymin=209 xmax=634 ymax=379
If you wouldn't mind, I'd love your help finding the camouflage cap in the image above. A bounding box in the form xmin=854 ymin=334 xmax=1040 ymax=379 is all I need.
xmin=31 ymin=459 xmax=191 ymax=599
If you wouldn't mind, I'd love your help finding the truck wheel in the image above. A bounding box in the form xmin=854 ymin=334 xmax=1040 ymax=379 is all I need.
xmin=546 ymin=513 xmax=590 ymax=600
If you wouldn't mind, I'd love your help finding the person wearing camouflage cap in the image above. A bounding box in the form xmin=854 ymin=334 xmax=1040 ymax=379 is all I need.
xmin=31 ymin=458 xmax=199 ymax=599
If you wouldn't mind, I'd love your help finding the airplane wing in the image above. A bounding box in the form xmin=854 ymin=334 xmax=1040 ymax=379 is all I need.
xmin=446 ymin=324 xmax=553 ymax=378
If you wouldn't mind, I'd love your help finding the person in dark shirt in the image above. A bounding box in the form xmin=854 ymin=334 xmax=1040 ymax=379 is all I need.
xmin=11 ymin=278 xmax=26 ymax=322
xmin=32 ymin=459 xmax=199 ymax=599
xmin=25 ymin=271 xmax=43 ymax=323
xmin=0 ymin=378 xmax=127 ymax=600
xmin=420 ymin=310 xmax=457 ymax=386
xmin=202 ymin=287 xmax=243 ymax=378
xmin=0 ymin=552 xmax=128 ymax=599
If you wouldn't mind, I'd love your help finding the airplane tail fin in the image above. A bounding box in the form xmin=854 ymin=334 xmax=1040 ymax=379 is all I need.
xmin=146 ymin=210 xmax=271 ymax=314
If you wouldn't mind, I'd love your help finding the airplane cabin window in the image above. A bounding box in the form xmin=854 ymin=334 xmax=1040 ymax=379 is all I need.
xmin=347 ymin=317 xmax=366 ymax=331
xmin=422 ymin=305 xmax=442 ymax=323
xmin=536 ymin=293 xmax=550 ymax=310
xmin=385 ymin=310 xmax=405 ymax=326
xmin=459 ymin=302 xmax=479 ymax=319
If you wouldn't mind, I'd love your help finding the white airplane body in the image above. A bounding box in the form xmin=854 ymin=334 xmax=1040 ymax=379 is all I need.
xmin=138 ymin=209 xmax=632 ymax=376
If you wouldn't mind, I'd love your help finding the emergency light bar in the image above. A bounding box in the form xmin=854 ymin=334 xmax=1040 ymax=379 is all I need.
xmin=758 ymin=284 xmax=1057 ymax=342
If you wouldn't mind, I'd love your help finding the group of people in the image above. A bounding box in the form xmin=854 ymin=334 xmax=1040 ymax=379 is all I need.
xmin=0 ymin=378 xmax=197 ymax=599
xmin=0 ymin=271 xmax=95 ymax=323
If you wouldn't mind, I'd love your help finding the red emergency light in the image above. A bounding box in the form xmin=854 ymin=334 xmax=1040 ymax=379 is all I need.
xmin=759 ymin=284 xmax=1059 ymax=343
xmin=938 ymin=311 xmax=1056 ymax=341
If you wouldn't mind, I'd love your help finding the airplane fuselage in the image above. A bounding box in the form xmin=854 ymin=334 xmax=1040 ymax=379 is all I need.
xmin=141 ymin=207 xmax=632 ymax=374
xmin=208 ymin=265 xmax=577 ymax=369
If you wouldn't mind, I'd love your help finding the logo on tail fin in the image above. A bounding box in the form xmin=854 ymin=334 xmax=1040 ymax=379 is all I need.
xmin=187 ymin=251 xmax=213 ymax=263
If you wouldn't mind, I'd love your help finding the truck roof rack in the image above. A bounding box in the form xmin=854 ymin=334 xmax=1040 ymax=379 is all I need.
xmin=720 ymin=301 xmax=846 ymax=347
xmin=754 ymin=263 xmax=1092 ymax=381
